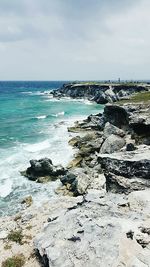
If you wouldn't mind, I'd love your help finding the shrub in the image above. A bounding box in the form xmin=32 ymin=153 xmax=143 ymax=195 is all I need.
xmin=2 ymin=254 xmax=25 ymax=267
xmin=7 ymin=230 xmax=23 ymax=244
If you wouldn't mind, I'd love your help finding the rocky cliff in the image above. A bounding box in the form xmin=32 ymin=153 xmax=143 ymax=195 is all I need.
xmin=33 ymin=97 xmax=150 ymax=266
xmin=51 ymin=82 xmax=149 ymax=104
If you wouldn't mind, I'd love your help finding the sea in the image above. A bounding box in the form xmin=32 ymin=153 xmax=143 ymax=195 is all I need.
xmin=0 ymin=81 xmax=103 ymax=216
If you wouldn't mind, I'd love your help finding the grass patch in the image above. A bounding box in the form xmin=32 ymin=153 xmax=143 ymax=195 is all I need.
xmin=7 ymin=230 xmax=23 ymax=245
xmin=2 ymin=254 xmax=25 ymax=267
xmin=26 ymin=225 xmax=32 ymax=230
xmin=71 ymin=81 xmax=148 ymax=86
xmin=4 ymin=243 xmax=12 ymax=250
xmin=131 ymin=91 xmax=150 ymax=102
xmin=118 ymin=91 xmax=150 ymax=104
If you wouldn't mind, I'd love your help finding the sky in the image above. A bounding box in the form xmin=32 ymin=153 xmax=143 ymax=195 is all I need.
xmin=0 ymin=0 xmax=149 ymax=81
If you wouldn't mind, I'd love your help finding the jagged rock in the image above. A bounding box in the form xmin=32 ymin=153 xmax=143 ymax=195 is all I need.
xmin=100 ymin=134 xmax=125 ymax=154
xmin=68 ymin=114 xmax=105 ymax=132
xmin=105 ymin=172 xmax=150 ymax=194
xmin=85 ymin=113 xmax=105 ymax=130
xmin=60 ymin=173 xmax=76 ymax=186
xmin=98 ymin=145 xmax=150 ymax=179
xmin=21 ymin=196 xmax=33 ymax=207
xmin=68 ymin=136 xmax=81 ymax=147
xmin=68 ymin=155 xmax=83 ymax=168
xmin=104 ymin=104 xmax=129 ymax=128
xmin=35 ymin=190 xmax=150 ymax=267
xmin=52 ymin=83 xmax=148 ymax=104
xmin=60 ymin=170 xmax=106 ymax=196
xmin=60 ymin=169 xmax=90 ymax=195
xmin=22 ymin=158 xmax=67 ymax=182
xmin=103 ymin=122 xmax=125 ymax=138
xmin=126 ymin=143 xmax=136 ymax=151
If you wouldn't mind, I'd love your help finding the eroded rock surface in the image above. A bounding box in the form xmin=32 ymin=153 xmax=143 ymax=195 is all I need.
xmin=35 ymin=190 xmax=150 ymax=267
xmin=22 ymin=158 xmax=67 ymax=182
xmin=51 ymin=83 xmax=148 ymax=104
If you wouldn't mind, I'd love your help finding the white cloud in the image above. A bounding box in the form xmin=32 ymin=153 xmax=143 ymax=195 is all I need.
xmin=0 ymin=0 xmax=149 ymax=80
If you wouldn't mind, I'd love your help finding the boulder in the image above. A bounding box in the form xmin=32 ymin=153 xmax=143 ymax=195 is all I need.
xmin=103 ymin=122 xmax=125 ymax=138
xmin=105 ymin=172 xmax=150 ymax=194
xmin=22 ymin=158 xmax=67 ymax=182
xmin=100 ymin=134 xmax=125 ymax=154
xmin=60 ymin=169 xmax=106 ymax=196
xmin=126 ymin=143 xmax=136 ymax=151
xmin=68 ymin=136 xmax=81 ymax=147
xmin=98 ymin=145 xmax=150 ymax=179
xmin=104 ymin=104 xmax=129 ymax=128
xmin=67 ymin=155 xmax=83 ymax=169
xmin=60 ymin=169 xmax=91 ymax=196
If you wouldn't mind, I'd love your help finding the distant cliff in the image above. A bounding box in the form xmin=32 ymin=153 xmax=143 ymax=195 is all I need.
xmin=52 ymin=82 xmax=149 ymax=104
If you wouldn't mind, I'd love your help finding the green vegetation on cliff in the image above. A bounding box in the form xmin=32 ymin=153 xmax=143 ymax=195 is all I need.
xmin=118 ymin=91 xmax=150 ymax=104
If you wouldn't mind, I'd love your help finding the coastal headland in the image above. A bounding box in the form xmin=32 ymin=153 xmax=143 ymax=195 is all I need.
xmin=0 ymin=82 xmax=150 ymax=267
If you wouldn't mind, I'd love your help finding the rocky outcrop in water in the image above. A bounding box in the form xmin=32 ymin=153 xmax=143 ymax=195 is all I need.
xmin=22 ymin=158 xmax=67 ymax=183
xmin=51 ymin=83 xmax=149 ymax=104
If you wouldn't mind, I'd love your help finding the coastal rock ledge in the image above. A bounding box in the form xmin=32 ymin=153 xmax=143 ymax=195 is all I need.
xmin=51 ymin=82 xmax=149 ymax=104
xmin=34 ymin=99 xmax=150 ymax=266
xmin=15 ymin=87 xmax=150 ymax=267
xmin=35 ymin=190 xmax=150 ymax=267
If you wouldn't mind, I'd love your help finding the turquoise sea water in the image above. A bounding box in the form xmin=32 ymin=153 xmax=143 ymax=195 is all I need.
xmin=0 ymin=81 xmax=103 ymax=216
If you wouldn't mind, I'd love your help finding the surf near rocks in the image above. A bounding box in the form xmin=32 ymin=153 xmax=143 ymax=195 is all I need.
xmin=17 ymin=85 xmax=150 ymax=267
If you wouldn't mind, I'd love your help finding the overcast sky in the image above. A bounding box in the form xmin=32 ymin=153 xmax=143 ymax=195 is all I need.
xmin=0 ymin=0 xmax=149 ymax=80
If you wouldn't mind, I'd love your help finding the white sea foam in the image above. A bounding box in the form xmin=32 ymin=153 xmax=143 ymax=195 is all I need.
xmin=51 ymin=111 xmax=65 ymax=117
xmin=0 ymin=179 xmax=13 ymax=198
xmin=44 ymin=98 xmax=60 ymax=102
xmin=24 ymin=140 xmax=51 ymax=152
xmin=36 ymin=115 xmax=47 ymax=119
xmin=21 ymin=90 xmax=52 ymax=96
xmin=83 ymin=99 xmax=93 ymax=105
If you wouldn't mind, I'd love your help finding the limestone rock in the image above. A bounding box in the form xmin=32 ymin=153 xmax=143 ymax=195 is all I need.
xmin=34 ymin=190 xmax=150 ymax=267
xmin=22 ymin=158 xmax=67 ymax=182
xmin=100 ymin=134 xmax=125 ymax=154
xmin=99 ymin=145 xmax=150 ymax=179
xmin=103 ymin=122 xmax=125 ymax=138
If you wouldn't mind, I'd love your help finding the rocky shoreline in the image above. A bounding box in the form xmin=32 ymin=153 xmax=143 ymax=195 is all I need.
xmin=0 ymin=84 xmax=150 ymax=267
xmin=51 ymin=82 xmax=150 ymax=104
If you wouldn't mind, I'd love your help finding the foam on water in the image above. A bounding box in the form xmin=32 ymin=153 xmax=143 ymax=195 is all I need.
xmin=23 ymin=139 xmax=51 ymax=152
xmin=0 ymin=81 xmax=103 ymax=216
xmin=36 ymin=115 xmax=47 ymax=119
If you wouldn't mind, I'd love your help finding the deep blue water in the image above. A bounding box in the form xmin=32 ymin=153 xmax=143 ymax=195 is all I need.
xmin=0 ymin=81 xmax=103 ymax=215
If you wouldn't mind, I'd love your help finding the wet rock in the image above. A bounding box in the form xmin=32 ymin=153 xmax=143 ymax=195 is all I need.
xmin=22 ymin=158 xmax=67 ymax=182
